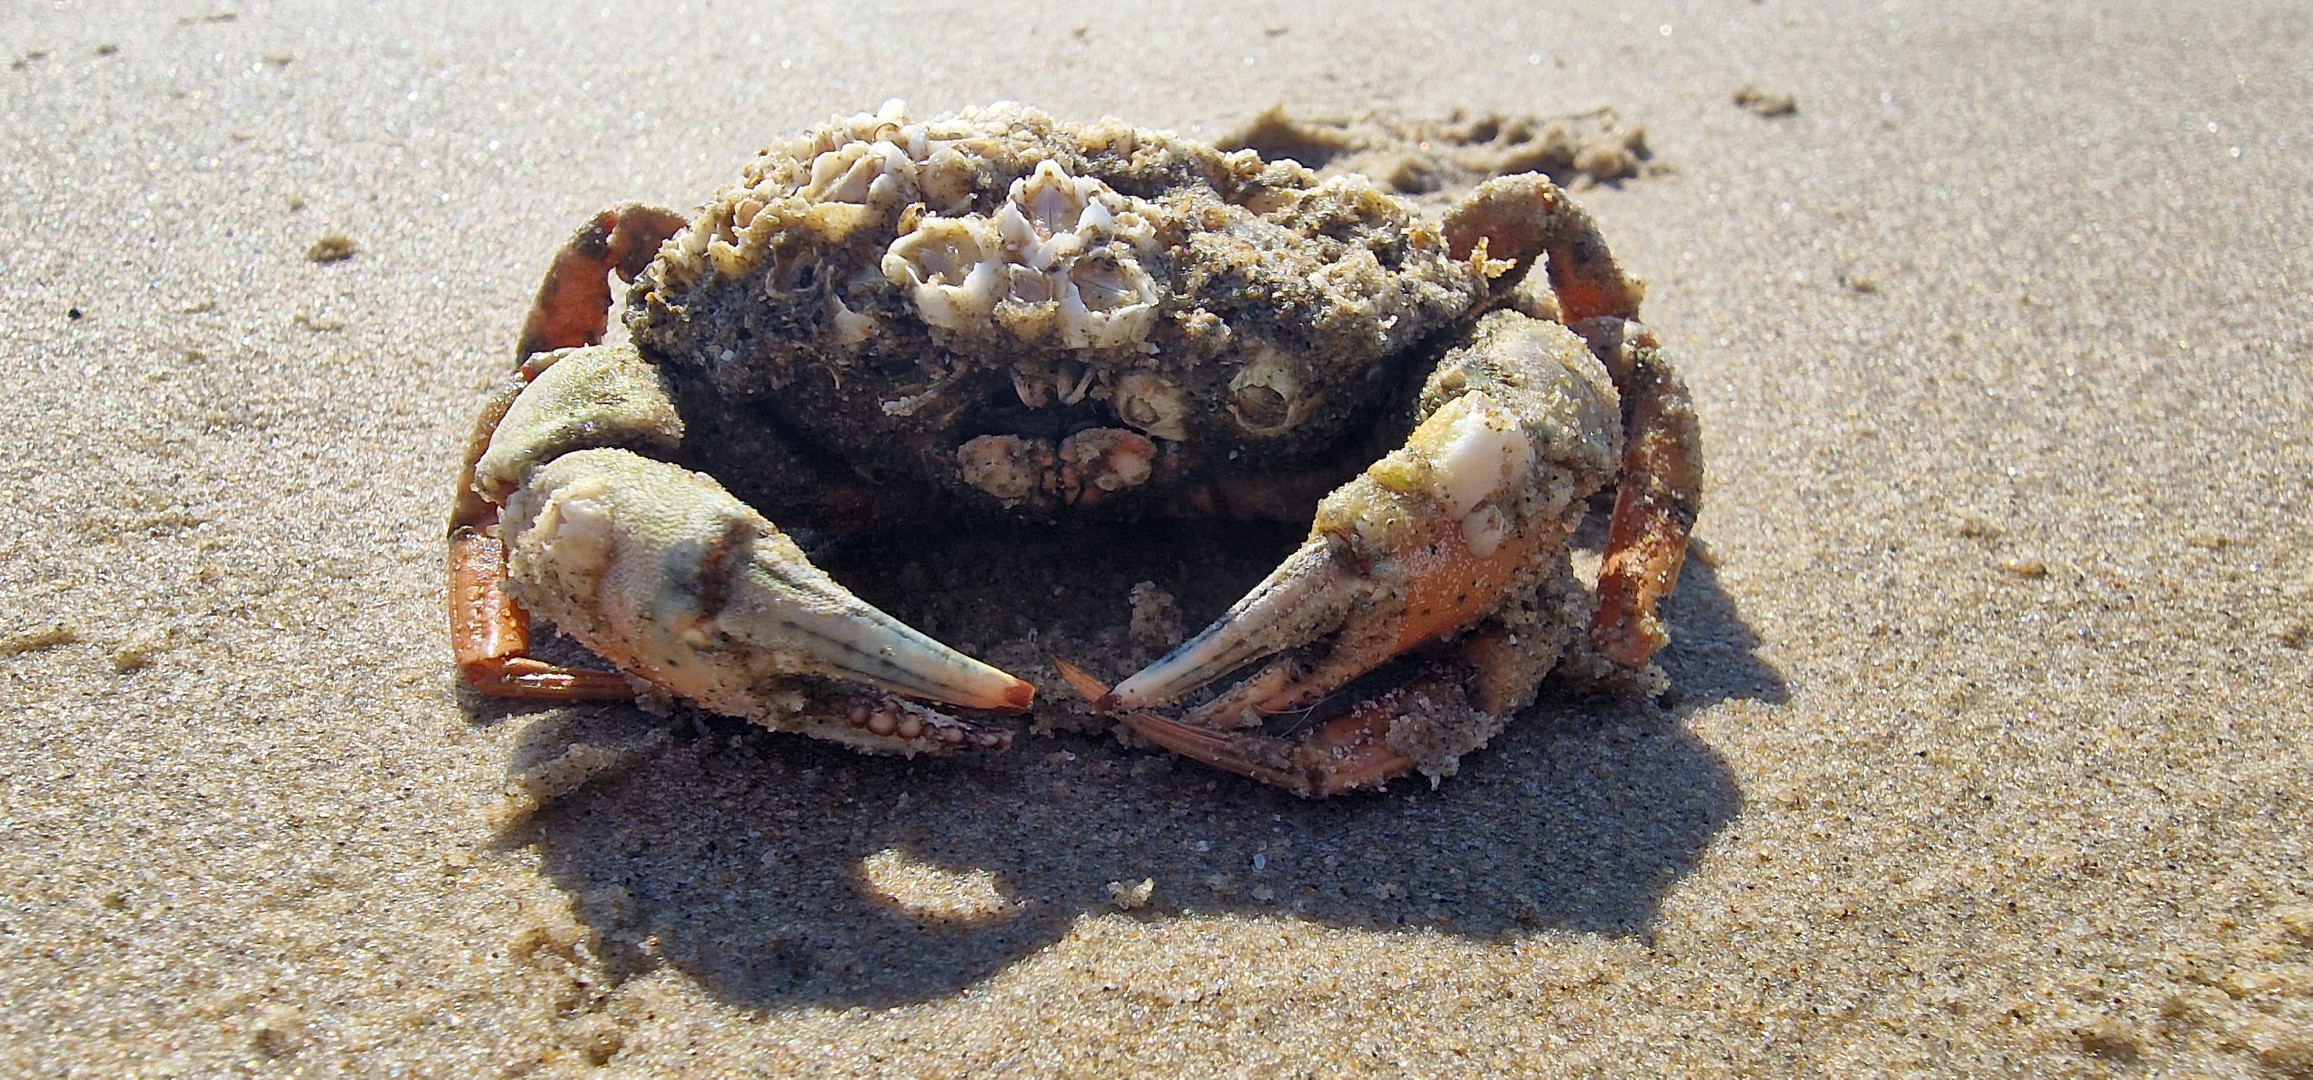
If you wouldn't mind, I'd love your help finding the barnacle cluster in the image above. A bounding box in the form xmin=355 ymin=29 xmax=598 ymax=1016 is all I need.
xmin=882 ymin=160 xmax=1162 ymax=350
xmin=641 ymin=101 xmax=1189 ymax=355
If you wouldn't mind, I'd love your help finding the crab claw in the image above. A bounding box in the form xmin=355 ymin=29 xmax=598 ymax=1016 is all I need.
xmin=1102 ymin=535 xmax=1356 ymax=718
xmin=1109 ymin=347 xmax=1606 ymax=724
xmin=501 ymin=446 xmax=1032 ymax=751
xmin=1103 ymin=504 xmax=1536 ymax=730
xmin=1091 ymin=314 xmax=1629 ymax=793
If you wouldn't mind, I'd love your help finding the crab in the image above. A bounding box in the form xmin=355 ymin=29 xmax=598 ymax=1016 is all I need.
xmin=449 ymin=102 xmax=1701 ymax=796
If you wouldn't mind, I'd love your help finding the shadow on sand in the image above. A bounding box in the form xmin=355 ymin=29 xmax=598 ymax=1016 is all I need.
xmin=478 ymin=520 xmax=1783 ymax=1009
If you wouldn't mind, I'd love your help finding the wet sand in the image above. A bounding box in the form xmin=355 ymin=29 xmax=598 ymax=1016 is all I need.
xmin=2 ymin=1 xmax=2307 ymax=1075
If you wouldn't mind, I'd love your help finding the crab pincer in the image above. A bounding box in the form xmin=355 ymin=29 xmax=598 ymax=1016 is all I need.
xmin=456 ymin=343 xmax=1031 ymax=752
xmin=502 ymin=440 xmax=1029 ymax=753
xmin=450 ymin=202 xmax=1030 ymax=755
xmin=1076 ymin=310 xmax=1675 ymax=796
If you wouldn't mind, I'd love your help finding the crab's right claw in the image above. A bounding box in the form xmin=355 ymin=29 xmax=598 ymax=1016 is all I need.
xmin=1087 ymin=316 xmax=1634 ymax=794
xmin=1108 ymin=316 xmax=1624 ymax=727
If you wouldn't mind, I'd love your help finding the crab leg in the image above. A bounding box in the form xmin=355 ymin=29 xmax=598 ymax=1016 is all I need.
xmin=1089 ymin=313 xmax=1623 ymax=791
xmin=1579 ymin=318 xmax=1703 ymax=669
xmin=449 ymin=205 xmax=691 ymax=700
xmin=1445 ymin=175 xmax=1704 ymax=669
xmin=1441 ymin=173 xmax=1645 ymax=324
xmin=1064 ymin=659 xmax=1453 ymax=798
xmin=515 ymin=204 xmax=692 ymax=361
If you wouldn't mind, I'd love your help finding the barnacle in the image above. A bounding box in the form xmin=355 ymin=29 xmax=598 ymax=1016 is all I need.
xmin=882 ymin=160 xmax=1162 ymax=350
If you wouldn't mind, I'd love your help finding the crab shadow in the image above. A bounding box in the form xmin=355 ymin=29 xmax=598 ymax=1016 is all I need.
xmin=499 ymin=520 xmax=1781 ymax=1010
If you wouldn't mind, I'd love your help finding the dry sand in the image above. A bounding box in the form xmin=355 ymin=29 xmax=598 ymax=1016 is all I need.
xmin=3 ymin=1 xmax=2308 ymax=1076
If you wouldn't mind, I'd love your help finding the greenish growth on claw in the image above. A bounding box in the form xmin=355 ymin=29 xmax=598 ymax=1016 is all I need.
xmin=472 ymin=343 xmax=685 ymax=505
xmin=1415 ymin=310 xmax=1623 ymax=483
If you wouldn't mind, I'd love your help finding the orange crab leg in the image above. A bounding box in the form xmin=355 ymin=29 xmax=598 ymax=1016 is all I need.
xmin=1583 ymin=320 xmax=1703 ymax=669
xmin=1062 ymin=658 xmax=1444 ymax=798
xmin=515 ymin=204 xmax=691 ymax=361
xmin=1123 ymin=704 xmax=1416 ymax=799
xmin=449 ymin=529 xmax=636 ymax=698
xmin=1442 ymin=174 xmax=1646 ymax=324
xmin=448 ymin=204 xmax=689 ymax=701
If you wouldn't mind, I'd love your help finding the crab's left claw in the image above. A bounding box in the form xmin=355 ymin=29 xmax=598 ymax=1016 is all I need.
xmin=1093 ymin=315 xmax=1627 ymax=791
xmin=502 ymin=445 xmax=1032 ymax=752
xmin=453 ymin=203 xmax=1029 ymax=756
xmin=456 ymin=338 xmax=1029 ymax=756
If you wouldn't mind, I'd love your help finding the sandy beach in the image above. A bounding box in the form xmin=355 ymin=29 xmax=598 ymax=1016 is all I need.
xmin=2 ymin=0 xmax=2307 ymax=1075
